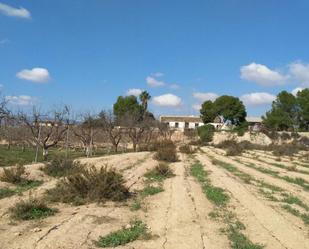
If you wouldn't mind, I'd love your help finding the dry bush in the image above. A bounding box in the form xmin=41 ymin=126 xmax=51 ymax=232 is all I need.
xmin=154 ymin=140 xmax=178 ymax=162
xmin=270 ymin=143 xmax=305 ymax=157
xmin=0 ymin=165 xmax=25 ymax=184
xmin=299 ymin=136 xmax=309 ymax=146
xmin=10 ymin=197 xmax=57 ymax=220
xmin=280 ymin=132 xmax=291 ymax=141
xmin=42 ymin=157 xmax=82 ymax=177
xmin=46 ymin=166 xmax=130 ymax=205
xmin=216 ymin=141 xmax=262 ymax=156
xmin=179 ymin=144 xmax=196 ymax=154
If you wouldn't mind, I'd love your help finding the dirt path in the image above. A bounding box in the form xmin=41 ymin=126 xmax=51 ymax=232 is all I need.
xmin=196 ymin=153 xmax=309 ymax=249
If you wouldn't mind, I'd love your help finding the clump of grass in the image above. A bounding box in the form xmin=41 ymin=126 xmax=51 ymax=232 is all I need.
xmin=144 ymin=163 xmax=174 ymax=182
xmin=141 ymin=186 xmax=163 ymax=197
xmin=0 ymin=188 xmax=16 ymax=199
xmin=179 ymin=144 xmax=196 ymax=154
xmin=281 ymin=195 xmax=309 ymax=211
xmin=97 ymin=220 xmax=150 ymax=247
xmin=46 ymin=166 xmax=130 ymax=205
xmin=130 ymin=199 xmax=142 ymax=211
xmin=281 ymin=176 xmax=309 ymax=190
xmin=10 ymin=197 xmax=57 ymax=220
xmin=154 ymin=140 xmax=178 ymax=162
xmin=227 ymin=224 xmax=264 ymax=249
xmin=0 ymin=165 xmax=25 ymax=184
xmin=190 ymin=162 xmax=208 ymax=183
xmin=42 ymin=157 xmax=81 ymax=177
xmin=282 ymin=204 xmax=309 ymax=225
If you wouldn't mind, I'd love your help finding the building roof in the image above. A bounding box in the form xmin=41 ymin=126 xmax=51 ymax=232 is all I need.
xmin=246 ymin=117 xmax=262 ymax=123
xmin=160 ymin=115 xmax=202 ymax=123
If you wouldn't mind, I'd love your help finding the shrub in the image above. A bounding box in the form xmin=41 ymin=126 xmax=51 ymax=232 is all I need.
xmin=141 ymin=186 xmax=164 ymax=197
xmin=233 ymin=122 xmax=248 ymax=136
xmin=280 ymin=132 xmax=291 ymax=141
xmin=46 ymin=166 xmax=130 ymax=205
xmin=270 ymin=143 xmax=304 ymax=157
xmin=0 ymin=165 xmax=25 ymax=184
xmin=10 ymin=198 xmax=57 ymax=220
xmin=216 ymin=140 xmax=258 ymax=156
xmin=299 ymin=136 xmax=309 ymax=146
xmin=144 ymin=163 xmax=174 ymax=181
xmin=42 ymin=157 xmax=81 ymax=177
xmin=179 ymin=144 xmax=196 ymax=154
xmin=197 ymin=124 xmax=215 ymax=143
xmin=154 ymin=140 xmax=178 ymax=162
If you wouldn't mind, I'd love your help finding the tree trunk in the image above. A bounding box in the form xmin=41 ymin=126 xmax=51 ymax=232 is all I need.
xmin=43 ymin=148 xmax=49 ymax=161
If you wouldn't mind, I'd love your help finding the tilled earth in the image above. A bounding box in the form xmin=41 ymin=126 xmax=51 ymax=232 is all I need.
xmin=0 ymin=148 xmax=309 ymax=249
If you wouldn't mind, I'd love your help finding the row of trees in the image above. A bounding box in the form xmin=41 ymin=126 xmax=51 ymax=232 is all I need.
xmin=0 ymin=91 xmax=171 ymax=160
xmin=199 ymin=88 xmax=309 ymax=132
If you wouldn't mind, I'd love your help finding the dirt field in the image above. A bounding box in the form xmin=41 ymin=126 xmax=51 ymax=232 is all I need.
xmin=0 ymin=148 xmax=309 ymax=249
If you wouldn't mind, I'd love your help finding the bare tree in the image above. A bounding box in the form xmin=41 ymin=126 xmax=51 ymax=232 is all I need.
xmin=19 ymin=107 xmax=70 ymax=161
xmin=73 ymin=113 xmax=99 ymax=157
xmin=99 ymin=110 xmax=123 ymax=152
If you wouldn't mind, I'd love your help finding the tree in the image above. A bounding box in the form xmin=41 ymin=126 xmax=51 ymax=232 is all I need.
xmin=200 ymin=100 xmax=216 ymax=124
xmin=263 ymin=91 xmax=298 ymax=131
xmin=113 ymin=96 xmax=142 ymax=119
xmin=200 ymin=95 xmax=246 ymax=125
xmin=99 ymin=110 xmax=123 ymax=152
xmin=73 ymin=113 xmax=99 ymax=157
xmin=139 ymin=91 xmax=151 ymax=114
xmin=297 ymin=89 xmax=309 ymax=131
xmin=19 ymin=107 xmax=70 ymax=160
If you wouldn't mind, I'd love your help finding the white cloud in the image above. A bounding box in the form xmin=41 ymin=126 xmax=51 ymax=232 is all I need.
xmin=126 ymin=88 xmax=143 ymax=96
xmin=5 ymin=95 xmax=37 ymax=106
xmin=292 ymin=87 xmax=304 ymax=96
xmin=152 ymin=94 xmax=182 ymax=107
xmin=17 ymin=68 xmax=51 ymax=83
xmin=0 ymin=3 xmax=31 ymax=19
xmin=289 ymin=62 xmax=309 ymax=86
xmin=193 ymin=92 xmax=218 ymax=102
xmin=240 ymin=63 xmax=287 ymax=86
xmin=0 ymin=38 xmax=9 ymax=45
xmin=169 ymin=84 xmax=180 ymax=90
xmin=146 ymin=76 xmax=165 ymax=87
xmin=240 ymin=92 xmax=276 ymax=106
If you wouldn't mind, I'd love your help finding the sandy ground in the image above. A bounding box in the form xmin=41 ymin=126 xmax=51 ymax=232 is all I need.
xmin=0 ymin=148 xmax=309 ymax=249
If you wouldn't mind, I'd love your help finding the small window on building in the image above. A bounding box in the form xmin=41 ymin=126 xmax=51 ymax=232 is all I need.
xmin=185 ymin=122 xmax=189 ymax=128
xmin=175 ymin=122 xmax=179 ymax=128
xmin=195 ymin=123 xmax=199 ymax=128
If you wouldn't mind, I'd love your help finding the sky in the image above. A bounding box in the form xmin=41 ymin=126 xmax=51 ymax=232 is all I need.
xmin=1 ymin=0 xmax=309 ymax=118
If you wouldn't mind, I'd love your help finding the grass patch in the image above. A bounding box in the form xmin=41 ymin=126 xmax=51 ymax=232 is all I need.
xmin=97 ymin=220 xmax=150 ymax=247
xmin=10 ymin=198 xmax=57 ymax=220
xmin=190 ymin=162 xmax=208 ymax=183
xmin=0 ymin=180 xmax=42 ymax=199
xmin=282 ymin=204 xmax=309 ymax=225
xmin=144 ymin=163 xmax=174 ymax=182
xmin=46 ymin=166 xmax=130 ymax=205
xmin=228 ymin=225 xmax=264 ymax=249
xmin=281 ymin=195 xmax=309 ymax=211
xmin=0 ymin=165 xmax=25 ymax=184
xmin=141 ymin=186 xmax=163 ymax=197
xmin=0 ymin=188 xmax=15 ymax=199
xmin=130 ymin=199 xmax=142 ymax=211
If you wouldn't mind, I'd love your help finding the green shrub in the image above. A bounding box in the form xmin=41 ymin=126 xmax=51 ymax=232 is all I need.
xmin=46 ymin=166 xmax=130 ymax=205
xmin=0 ymin=165 xmax=25 ymax=184
xmin=42 ymin=157 xmax=81 ymax=177
xmin=233 ymin=122 xmax=248 ymax=136
xmin=154 ymin=140 xmax=178 ymax=162
xmin=197 ymin=124 xmax=215 ymax=143
xmin=10 ymin=198 xmax=57 ymax=220
xmin=141 ymin=186 xmax=164 ymax=197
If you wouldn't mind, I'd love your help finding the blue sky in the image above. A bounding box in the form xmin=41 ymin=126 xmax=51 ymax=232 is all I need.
xmin=1 ymin=0 xmax=309 ymax=117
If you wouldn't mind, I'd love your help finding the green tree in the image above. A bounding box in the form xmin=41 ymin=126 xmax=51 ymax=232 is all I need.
xmin=200 ymin=95 xmax=246 ymax=125
xmin=200 ymin=100 xmax=216 ymax=124
xmin=113 ymin=96 xmax=142 ymax=118
xmin=263 ymin=91 xmax=298 ymax=131
xmin=297 ymin=88 xmax=309 ymax=131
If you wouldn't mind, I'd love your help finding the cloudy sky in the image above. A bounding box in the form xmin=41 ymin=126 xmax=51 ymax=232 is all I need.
xmin=1 ymin=1 xmax=309 ymax=117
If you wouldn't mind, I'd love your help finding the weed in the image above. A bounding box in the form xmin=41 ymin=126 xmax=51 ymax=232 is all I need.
xmin=97 ymin=220 xmax=150 ymax=247
xmin=42 ymin=157 xmax=81 ymax=177
xmin=282 ymin=205 xmax=309 ymax=225
xmin=130 ymin=199 xmax=142 ymax=211
xmin=203 ymin=185 xmax=229 ymax=206
xmin=190 ymin=162 xmax=208 ymax=183
xmin=144 ymin=163 xmax=174 ymax=182
xmin=0 ymin=188 xmax=15 ymax=199
xmin=10 ymin=198 xmax=57 ymax=220
xmin=46 ymin=166 xmax=129 ymax=205
xmin=281 ymin=195 xmax=309 ymax=211
xmin=0 ymin=165 xmax=25 ymax=184
xmin=179 ymin=144 xmax=196 ymax=154
xmin=141 ymin=186 xmax=163 ymax=197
